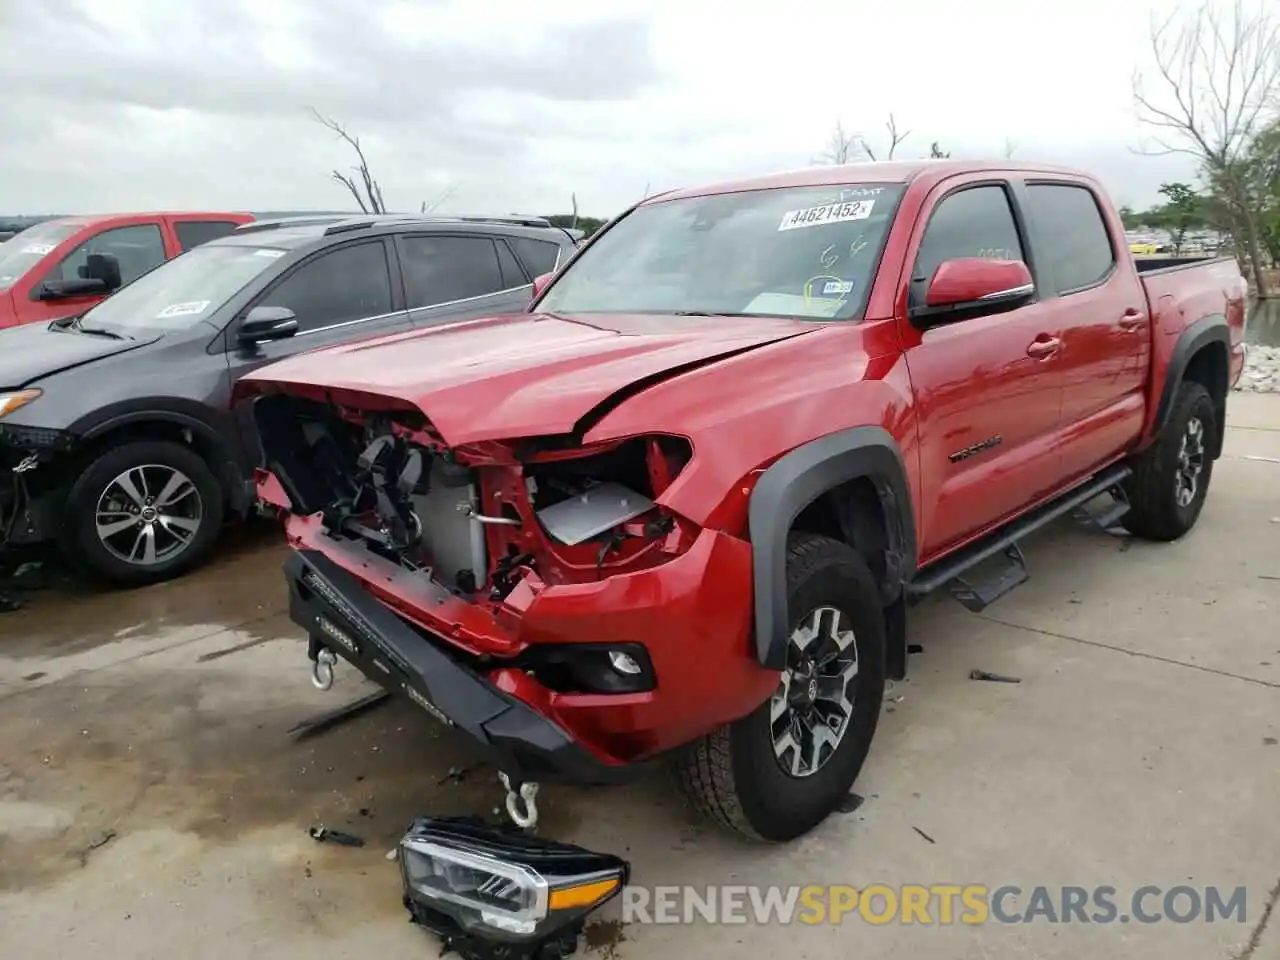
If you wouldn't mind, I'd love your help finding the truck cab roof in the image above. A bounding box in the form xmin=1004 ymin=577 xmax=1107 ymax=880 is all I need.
xmin=653 ymin=159 xmax=1101 ymax=203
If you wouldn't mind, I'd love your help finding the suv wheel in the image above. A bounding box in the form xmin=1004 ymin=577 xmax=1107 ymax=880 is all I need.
xmin=675 ymin=533 xmax=886 ymax=841
xmin=1122 ymin=380 xmax=1217 ymax=541
xmin=62 ymin=439 xmax=224 ymax=586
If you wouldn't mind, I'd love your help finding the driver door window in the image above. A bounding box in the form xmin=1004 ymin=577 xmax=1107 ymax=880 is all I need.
xmin=911 ymin=186 xmax=1024 ymax=308
xmin=228 ymin=239 xmax=409 ymax=388
xmin=49 ymin=223 xmax=166 ymax=288
xmin=255 ymin=240 xmax=393 ymax=332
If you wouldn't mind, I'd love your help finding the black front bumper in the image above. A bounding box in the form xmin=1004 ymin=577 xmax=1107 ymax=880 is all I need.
xmin=1 ymin=426 xmax=74 ymax=549
xmin=285 ymin=549 xmax=634 ymax=785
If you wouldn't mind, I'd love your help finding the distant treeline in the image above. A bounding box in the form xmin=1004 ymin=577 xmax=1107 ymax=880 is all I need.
xmin=0 ymin=214 xmax=57 ymax=232
xmin=543 ymin=214 xmax=608 ymax=238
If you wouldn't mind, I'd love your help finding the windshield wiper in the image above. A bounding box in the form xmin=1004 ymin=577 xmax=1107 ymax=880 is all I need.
xmin=74 ymin=325 xmax=128 ymax=340
xmin=672 ymin=310 xmax=757 ymax=318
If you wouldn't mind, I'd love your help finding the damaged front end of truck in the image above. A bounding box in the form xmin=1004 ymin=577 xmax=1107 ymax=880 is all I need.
xmin=245 ymin=369 xmax=772 ymax=785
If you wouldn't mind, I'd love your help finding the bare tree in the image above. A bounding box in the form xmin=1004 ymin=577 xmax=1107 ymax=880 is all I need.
xmin=570 ymin=192 xmax=579 ymax=231
xmin=814 ymin=121 xmax=860 ymax=164
xmin=1003 ymin=137 xmax=1019 ymax=160
xmin=1132 ymin=0 xmax=1280 ymax=295
xmin=309 ymin=108 xmax=388 ymax=214
xmin=860 ymin=114 xmax=911 ymax=161
xmin=816 ymin=115 xmax=912 ymax=164
xmin=420 ymin=183 xmax=458 ymax=214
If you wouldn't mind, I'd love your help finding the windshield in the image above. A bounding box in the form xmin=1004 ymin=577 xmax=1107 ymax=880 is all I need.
xmin=77 ymin=243 xmax=286 ymax=334
xmin=0 ymin=221 xmax=81 ymax=290
xmin=538 ymin=183 xmax=905 ymax=321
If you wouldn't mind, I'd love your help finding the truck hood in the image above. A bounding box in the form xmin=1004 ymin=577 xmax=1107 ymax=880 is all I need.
xmin=240 ymin=311 xmax=818 ymax=443
xmin=0 ymin=321 xmax=160 ymax=388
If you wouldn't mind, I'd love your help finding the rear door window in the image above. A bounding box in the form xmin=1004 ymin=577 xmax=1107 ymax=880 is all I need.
xmin=1025 ymin=184 xmax=1116 ymax=294
xmin=48 ymin=223 xmax=167 ymax=288
xmin=495 ymin=239 xmax=529 ymax=287
xmin=174 ymin=220 xmax=243 ymax=252
xmin=510 ymin=237 xmax=561 ymax=277
xmin=397 ymin=236 xmax=508 ymax=308
xmin=255 ymin=240 xmax=393 ymax=332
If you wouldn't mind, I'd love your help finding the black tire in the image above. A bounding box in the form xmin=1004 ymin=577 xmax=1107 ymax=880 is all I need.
xmin=62 ymin=439 xmax=224 ymax=587
xmin=675 ymin=533 xmax=886 ymax=842
xmin=1121 ymin=381 xmax=1217 ymax=542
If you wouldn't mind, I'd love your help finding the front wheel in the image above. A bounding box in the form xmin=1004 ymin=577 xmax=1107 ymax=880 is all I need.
xmin=62 ymin=439 xmax=224 ymax=586
xmin=675 ymin=533 xmax=886 ymax=841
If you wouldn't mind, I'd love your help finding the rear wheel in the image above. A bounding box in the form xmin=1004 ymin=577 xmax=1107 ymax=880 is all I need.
xmin=62 ymin=439 xmax=224 ymax=586
xmin=675 ymin=533 xmax=886 ymax=841
xmin=1122 ymin=381 xmax=1217 ymax=541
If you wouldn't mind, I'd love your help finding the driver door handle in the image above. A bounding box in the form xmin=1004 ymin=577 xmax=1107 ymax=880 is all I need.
xmin=1026 ymin=336 xmax=1060 ymax=358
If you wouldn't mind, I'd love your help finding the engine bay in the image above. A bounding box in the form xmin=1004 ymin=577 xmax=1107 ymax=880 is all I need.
xmin=252 ymin=394 xmax=696 ymax=607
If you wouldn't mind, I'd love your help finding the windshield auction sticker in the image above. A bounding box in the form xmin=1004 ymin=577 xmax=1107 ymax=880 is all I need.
xmin=156 ymin=300 xmax=211 ymax=319
xmin=778 ymin=200 xmax=875 ymax=232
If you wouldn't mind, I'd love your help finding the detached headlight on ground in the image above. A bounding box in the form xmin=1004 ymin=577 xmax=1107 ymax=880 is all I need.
xmin=399 ymin=816 xmax=628 ymax=953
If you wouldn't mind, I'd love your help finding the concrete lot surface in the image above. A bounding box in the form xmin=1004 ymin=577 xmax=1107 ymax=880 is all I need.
xmin=0 ymin=394 xmax=1277 ymax=959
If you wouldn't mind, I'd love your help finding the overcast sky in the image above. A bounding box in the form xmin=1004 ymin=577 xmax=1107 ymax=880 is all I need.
xmin=0 ymin=0 xmax=1214 ymax=218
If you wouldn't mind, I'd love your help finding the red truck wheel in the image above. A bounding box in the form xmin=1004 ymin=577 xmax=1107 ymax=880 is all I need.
xmin=1123 ymin=381 xmax=1217 ymax=541
xmin=674 ymin=533 xmax=886 ymax=841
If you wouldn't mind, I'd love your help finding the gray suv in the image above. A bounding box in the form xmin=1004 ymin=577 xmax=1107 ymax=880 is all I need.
xmin=0 ymin=214 xmax=576 ymax=585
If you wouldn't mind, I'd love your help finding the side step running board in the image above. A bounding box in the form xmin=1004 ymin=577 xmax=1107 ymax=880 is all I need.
xmin=907 ymin=465 xmax=1132 ymax=612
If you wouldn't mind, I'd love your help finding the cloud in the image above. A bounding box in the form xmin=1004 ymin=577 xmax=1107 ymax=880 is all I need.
xmin=0 ymin=0 xmax=1207 ymax=217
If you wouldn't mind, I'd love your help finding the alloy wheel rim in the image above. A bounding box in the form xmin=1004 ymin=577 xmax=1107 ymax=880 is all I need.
xmin=1175 ymin=417 xmax=1206 ymax=509
xmin=770 ymin=605 xmax=859 ymax=778
xmin=94 ymin=464 xmax=203 ymax=566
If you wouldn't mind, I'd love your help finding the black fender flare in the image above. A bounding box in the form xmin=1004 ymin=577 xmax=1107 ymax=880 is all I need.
xmin=1153 ymin=314 xmax=1230 ymax=457
xmin=77 ymin=409 xmax=251 ymax=511
xmin=748 ymin=426 xmax=918 ymax=671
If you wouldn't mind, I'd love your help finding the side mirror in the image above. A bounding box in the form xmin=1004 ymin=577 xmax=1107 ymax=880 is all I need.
xmin=82 ymin=252 xmax=123 ymax=292
xmin=37 ymin=277 xmax=108 ymax=300
xmin=531 ymin=272 xmax=554 ymax=300
xmin=238 ymin=306 xmax=298 ymax=343
xmin=911 ymin=258 xmax=1034 ymax=327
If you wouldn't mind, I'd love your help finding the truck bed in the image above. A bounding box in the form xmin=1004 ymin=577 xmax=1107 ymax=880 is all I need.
xmin=1133 ymin=254 xmax=1230 ymax=274
xmin=1138 ymin=254 xmax=1250 ymax=437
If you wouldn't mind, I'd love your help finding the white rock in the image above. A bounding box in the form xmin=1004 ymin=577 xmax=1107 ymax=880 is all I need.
xmin=1235 ymin=343 xmax=1280 ymax=393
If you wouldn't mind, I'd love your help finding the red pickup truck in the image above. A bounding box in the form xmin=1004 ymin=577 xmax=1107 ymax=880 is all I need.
xmin=0 ymin=211 xmax=253 ymax=328
xmin=240 ymin=161 xmax=1246 ymax=843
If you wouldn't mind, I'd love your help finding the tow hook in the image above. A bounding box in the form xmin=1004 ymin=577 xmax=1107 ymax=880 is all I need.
xmin=500 ymin=771 xmax=540 ymax=830
xmin=311 ymin=648 xmax=337 ymax=691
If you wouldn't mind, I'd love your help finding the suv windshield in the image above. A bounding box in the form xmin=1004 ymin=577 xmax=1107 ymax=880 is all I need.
xmin=0 ymin=220 xmax=81 ymax=290
xmin=538 ymin=183 xmax=905 ymax=321
xmin=76 ymin=242 xmax=286 ymax=334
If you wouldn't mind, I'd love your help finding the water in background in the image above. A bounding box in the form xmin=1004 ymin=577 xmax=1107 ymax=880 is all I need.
xmin=1246 ymin=298 xmax=1279 ymax=347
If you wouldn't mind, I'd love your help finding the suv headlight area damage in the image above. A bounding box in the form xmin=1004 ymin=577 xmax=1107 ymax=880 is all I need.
xmin=250 ymin=389 xmax=775 ymax=773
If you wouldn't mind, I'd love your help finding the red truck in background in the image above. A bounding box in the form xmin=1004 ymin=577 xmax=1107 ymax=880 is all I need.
xmin=238 ymin=161 xmax=1247 ymax=845
xmin=0 ymin=211 xmax=254 ymax=328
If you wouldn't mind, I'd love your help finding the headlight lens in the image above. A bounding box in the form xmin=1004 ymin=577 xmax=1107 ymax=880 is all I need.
xmin=399 ymin=817 xmax=628 ymax=946
xmin=0 ymin=388 xmax=41 ymax=418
